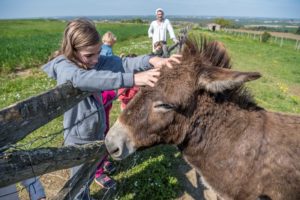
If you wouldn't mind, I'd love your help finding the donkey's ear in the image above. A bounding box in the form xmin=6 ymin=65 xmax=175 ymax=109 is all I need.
xmin=198 ymin=66 xmax=261 ymax=93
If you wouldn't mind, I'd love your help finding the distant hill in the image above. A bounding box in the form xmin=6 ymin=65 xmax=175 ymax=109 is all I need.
xmin=49 ymin=15 xmax=300 ymax=26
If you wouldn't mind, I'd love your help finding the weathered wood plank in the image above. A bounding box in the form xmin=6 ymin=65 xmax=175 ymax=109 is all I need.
xmin=0 ymin=141 xmax=105 ymax=187
xmin=0 ymin=82 xmax=90 ymax=150
xmin=50 ymin=159 xmax=100 ymax=200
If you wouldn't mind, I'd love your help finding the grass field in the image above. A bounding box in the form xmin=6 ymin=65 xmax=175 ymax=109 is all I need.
xmin=0 ymin=19 xmax=299 ymax=200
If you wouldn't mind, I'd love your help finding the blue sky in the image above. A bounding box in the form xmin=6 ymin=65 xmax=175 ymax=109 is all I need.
xmin=0 ymin=0 xmax=299 ymax=19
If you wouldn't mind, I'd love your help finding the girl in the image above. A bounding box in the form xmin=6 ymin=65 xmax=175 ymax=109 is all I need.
xmin=42 ymin=18 xmax=180 ymax=200
xmin=94 ymin=31 xmax=118 ymax=189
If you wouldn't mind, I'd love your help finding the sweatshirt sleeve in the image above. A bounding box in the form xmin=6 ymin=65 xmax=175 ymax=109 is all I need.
xmin=44 ymin=55 xmax=153 ymax=93
xmin=53 ymin=62 xmax=134 ymax=92
xmin=70 ymin=68 xmax=133 ymax=92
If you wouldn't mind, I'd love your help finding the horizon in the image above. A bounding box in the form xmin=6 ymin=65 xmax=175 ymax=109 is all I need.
xmin=1 ymin=15 xmax=300 ymax=21
xmin=1 ymin=0 xmax=299 ymax=20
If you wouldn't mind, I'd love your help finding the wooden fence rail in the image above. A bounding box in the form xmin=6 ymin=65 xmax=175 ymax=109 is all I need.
xmin=0 ymin=81 xmax=109 ymax=199
xmin=0 ymin=82 xmax=90 ymax=151
xmin=0 ymin=141 xmax=105 ymax=188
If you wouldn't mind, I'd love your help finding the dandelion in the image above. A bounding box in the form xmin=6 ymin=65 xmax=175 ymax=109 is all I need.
xmin=15 ymin=93 xmax=20 ymax=99
xmin=276 ymin=82 xmax=288 ymax=94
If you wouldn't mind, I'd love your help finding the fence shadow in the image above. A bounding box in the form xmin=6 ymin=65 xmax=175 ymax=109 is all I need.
xmin=92 ymin=145 xmax=217 ymax=200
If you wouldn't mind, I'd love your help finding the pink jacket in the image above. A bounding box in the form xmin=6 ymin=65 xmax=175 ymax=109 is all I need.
xmin=118 ymin=87 xmax=139 ymax=110
xmin=101 ymin=90 xmax=116 ymax=134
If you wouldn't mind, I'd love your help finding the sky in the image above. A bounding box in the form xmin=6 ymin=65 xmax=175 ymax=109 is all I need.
xmin=0 ymin=0 xmax=299 ymax=19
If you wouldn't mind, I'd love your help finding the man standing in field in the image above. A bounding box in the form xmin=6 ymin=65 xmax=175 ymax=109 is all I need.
xmin=148 ymin=8 xmax=178 ymax=53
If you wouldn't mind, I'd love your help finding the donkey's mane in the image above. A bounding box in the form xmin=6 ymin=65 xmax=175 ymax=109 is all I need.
xmin=180 ymin=36 xmax=261 ymax=110
xmin=182 ymin=36 xmax=232 ymax=69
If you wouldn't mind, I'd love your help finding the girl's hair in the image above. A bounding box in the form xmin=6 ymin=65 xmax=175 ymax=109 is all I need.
xmin=50 ymin=18 xmax=101 ymax=69
xmin=102 ymin=31 xmax=117 ymax=44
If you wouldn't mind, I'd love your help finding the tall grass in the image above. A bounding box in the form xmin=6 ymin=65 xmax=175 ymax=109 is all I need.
xmin=0 ymin=19 xmax=148 ymax=73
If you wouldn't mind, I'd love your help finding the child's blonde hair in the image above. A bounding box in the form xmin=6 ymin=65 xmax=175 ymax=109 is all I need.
xmin=102 ymin=31 xmax=117 ymax=44
xmin=50 ymin=18 xmax=101 ymax=69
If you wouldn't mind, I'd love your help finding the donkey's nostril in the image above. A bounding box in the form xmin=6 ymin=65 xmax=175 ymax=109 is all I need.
xmin=111 ymin=147 xmax=120 ymax=155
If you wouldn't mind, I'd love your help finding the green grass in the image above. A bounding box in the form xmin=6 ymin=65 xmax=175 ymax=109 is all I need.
xmin=0 ymin=19 xmax=148 ymax=73
xmin=91 ymin=145 xmax=181 ymax=200
xmin=0 ymin=20 xmax=300 ymax=199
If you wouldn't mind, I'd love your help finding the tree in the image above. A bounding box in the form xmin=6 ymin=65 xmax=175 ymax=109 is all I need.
xmin=213 ymin=18 xmax=233 ymax=28
xmin=296 ymin=26 xmax=300 ymax=35
xmin=261 ymin=32 xmax=271 ymax=43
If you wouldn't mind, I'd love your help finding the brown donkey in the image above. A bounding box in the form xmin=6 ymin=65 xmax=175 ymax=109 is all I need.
xmin=105 ymin=37 xmax=300 ymax=200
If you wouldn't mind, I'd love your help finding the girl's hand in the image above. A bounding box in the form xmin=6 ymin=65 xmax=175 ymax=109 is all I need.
xmin=134 ymin=68 xmax=160 ymax=87
xmin=149 ymin=54 xmax=182 ymax=69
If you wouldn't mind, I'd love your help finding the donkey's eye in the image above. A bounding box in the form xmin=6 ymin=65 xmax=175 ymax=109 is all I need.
xmin=154 ymin=103 xmax=175 ymax=109
xmin=153 ymin=101 xmax=176 ymax=112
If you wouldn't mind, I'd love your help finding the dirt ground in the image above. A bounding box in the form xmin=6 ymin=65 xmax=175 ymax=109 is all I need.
xmin=175 ymin=162 xmax=218 ymax=200
xmin=18 ymin=169 xmax=69 ymax=200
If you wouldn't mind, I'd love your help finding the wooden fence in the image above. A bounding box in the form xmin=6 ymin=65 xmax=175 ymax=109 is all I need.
xmin=0 ymin=82 xmax=106 ymax=200
xmin=223 ymin=28 xmax=300 ymax=50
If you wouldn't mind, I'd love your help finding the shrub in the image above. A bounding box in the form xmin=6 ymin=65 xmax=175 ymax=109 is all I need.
xmin=261 ymin=31 xmax=271 ymax=43
xmin=213 ymin=18 xmax=233 ymax=28
xmin=296 ymin=26 xmax=300 ymax=35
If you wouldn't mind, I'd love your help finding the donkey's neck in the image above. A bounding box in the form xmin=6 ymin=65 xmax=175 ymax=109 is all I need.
xmin=180 ymin=94 xmax=252 ymax=156
xmin=179 ymin=94 xmax=263 ymax=199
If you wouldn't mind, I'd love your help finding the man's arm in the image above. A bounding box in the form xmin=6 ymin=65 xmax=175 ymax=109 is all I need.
xmin=148 ymin=22 xmax=154 ymax=38
xmin=166 ymin=19 xmax=177 ymax=42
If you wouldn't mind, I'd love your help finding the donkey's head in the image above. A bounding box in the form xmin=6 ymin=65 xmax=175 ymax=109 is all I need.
xmin=105 ymin=36 xmax=261 ymax=160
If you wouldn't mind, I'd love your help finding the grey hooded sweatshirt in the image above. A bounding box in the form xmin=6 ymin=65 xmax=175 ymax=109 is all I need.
xmin=42 ymin=54 xmax=152 ymax=144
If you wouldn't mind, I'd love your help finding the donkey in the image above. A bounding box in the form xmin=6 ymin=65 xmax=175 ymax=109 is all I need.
xmin=105 ymin=36 xmax=300 ymax=200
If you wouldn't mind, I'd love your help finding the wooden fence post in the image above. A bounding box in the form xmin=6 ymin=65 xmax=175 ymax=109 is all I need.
xmin=295 ymin=40 xmax=299 ymax=50
xmin=260 ymin=35 xmax=262 ymax=43
xmin=280 ymin=37 xmax=283 ymax=47
xmin=50 ymin=159 xmax=100 ymax=200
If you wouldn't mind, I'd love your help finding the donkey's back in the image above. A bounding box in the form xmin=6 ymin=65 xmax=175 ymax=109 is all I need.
xmin=196 ymin=110 xmax=300 ymax=200
xmin=253 ymin=111 xmax=300 ymax=199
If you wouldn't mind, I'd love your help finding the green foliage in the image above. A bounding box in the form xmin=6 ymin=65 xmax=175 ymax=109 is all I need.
xmin=121 ymin=18 xmax=145 ymax=24
xmin=261 ymin=31 xmax=271 ymax=43
xmin=245 ymin=26 xmax=298 ymax=34
xmin=213 ymin=18 xmax=233 ymax=28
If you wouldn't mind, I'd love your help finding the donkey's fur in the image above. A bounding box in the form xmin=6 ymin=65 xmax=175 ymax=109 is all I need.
xmin=105 ymin=37 xmax=300 ymax=200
